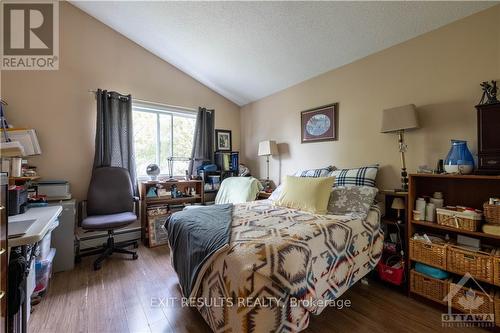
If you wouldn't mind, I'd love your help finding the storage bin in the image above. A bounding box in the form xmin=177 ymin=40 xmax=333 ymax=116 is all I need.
xmin=37 ymin=232 xmax=52 ymax=260
xmin=494 ymin=249 xmax=500 ymax=287
xmin=8 ymin=187 xmax=28 ymax=216
xmin=449 ymin=282 xmax=494 ymax=315
xmin=410 ymin=270 xmax=449 ymax=304
xmin=36 ymin=220 xmax=59 ymax=260
xmin=377 ymin=259 xmax=404 ymax=286
xmin=436 ymin=207 xmax=482 ymax=232
xmin=447 ymin=245 xmax=494 ymax=284
xmin=34 ymin=248 xmax=56 ymax=295
xmin=409 ymin=238 xmax=447 ymax=269
xmin=495 ymin=291 xmax=500 ymax=327
xmin=483 ymin=202 xmax=500 ymax=225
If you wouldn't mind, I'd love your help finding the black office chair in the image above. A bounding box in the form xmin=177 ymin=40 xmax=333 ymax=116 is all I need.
xmin=81 ymin=167 xmax=139 ymax=270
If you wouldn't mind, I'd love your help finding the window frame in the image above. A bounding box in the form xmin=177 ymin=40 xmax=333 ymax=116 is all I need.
xmin=132 ymin=100 xmax=197 ymax=180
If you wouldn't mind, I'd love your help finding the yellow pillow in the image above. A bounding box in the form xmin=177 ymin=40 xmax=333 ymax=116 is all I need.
xmin=276 ymin=176 xmax=335 ymax=214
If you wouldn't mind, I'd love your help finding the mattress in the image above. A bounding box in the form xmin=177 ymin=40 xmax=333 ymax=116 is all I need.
xmin=190 ymin=200 xmax=383 ymax=332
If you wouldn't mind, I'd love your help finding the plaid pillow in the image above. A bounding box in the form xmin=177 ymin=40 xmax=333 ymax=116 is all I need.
xmin=330 ymin=165 xmax=379 ymax=187
xmin=293 ymin=166 xmax=336 ymax=178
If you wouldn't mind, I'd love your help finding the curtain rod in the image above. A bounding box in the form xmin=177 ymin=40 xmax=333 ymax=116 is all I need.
xmin=88 ymin=89 xmax=198 ymax=112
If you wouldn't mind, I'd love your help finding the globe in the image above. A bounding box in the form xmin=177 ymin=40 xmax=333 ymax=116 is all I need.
xmin=146 ymin=164 xmax=160 ymax=181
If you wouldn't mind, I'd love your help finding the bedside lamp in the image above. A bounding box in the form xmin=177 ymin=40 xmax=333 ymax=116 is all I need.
xmin=391 ymin=197 xmax=405 ymax=224
xmin=381 ymin=104 xmax=419 ymax=192
xmin=258 ymin=140 xmax=278 ymax=191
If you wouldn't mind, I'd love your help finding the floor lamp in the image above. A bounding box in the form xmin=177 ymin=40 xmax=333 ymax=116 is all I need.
xmin=381 ymin=104 xmax=419 ymax=192
xmin=258 ymin=140 xmax=278 ymax=191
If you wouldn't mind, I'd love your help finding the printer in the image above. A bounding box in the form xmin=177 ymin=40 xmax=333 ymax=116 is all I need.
xmin=35 ymin=180 xmax=71 ymax=200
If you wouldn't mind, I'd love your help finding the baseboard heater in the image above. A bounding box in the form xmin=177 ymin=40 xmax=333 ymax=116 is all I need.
xmin=76 ymin=226 xmax=141 ymax=257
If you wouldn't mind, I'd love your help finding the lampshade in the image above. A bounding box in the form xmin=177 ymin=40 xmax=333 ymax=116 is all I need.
xmin=258 ymin=140 xmax=278 ymax=156
xmin=380 ymin=104 xmax=419 ymax=133
xmin=391 ymin=197 xmax=405 ymax=210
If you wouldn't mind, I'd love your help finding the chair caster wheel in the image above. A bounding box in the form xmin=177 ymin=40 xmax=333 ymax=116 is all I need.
xmin=133 ymin=243 xmax=139 ymax=249
xmin=132 ymin=253 xmax=138 ymax=260
xmin=94 ymin=263 xmax=102 ymax=271
xmin=75 ymin=256 xmax=82 ymax=263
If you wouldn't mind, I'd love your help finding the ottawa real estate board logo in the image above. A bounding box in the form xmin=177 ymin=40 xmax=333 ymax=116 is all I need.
xmin=1 ymin=0 xmax=59 ymax=70
xmin=442 ymin=273 xmax=495 ymax=328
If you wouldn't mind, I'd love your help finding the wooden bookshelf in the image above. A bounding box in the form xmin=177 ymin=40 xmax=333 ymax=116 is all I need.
xmin=139 ymin=179 xmax=204 ymax=247
xmin=407 ymin=173 xmax=500 ymax=301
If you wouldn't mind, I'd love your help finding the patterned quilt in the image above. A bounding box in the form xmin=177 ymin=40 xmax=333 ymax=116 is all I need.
xmin=190 ymin=200 xmax=383 ymax=333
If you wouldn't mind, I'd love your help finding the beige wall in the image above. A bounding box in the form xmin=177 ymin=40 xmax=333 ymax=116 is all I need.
xmin=1 ymin=2 xmax=240 ymax=200
xmin=241 ymin=5 xmax=500 ymax=191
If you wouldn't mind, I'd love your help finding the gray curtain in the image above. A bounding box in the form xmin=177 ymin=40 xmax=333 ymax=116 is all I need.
xmin=189 ymin=107 xmax=214 ymax=175
xmin=93 ymin=89 xmax=137 ymax=194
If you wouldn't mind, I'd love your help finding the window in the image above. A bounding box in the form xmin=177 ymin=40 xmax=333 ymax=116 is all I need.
xmin=132 ymin=101 xmax=196 ymax=178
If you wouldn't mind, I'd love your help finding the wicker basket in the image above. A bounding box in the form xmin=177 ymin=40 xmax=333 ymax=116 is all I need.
xmin=410 ymin=270 xmax=449 ymax=304
xmin=494 ymin=249 xmax=500 ymax=287
xmin=483 ymin=202 xmax=500 ymax=225
xmin=449 ymin=282 xmax=495 ymax=315
xmin=495 ymin=291 xmax=500 ymax=327
xmin=436 ymin=207 xmax=482 ymax=232
xmin=409 ymin=238 xmax=447 ymax=269
xmin=447 ymin=245 xmax=494 ymax=284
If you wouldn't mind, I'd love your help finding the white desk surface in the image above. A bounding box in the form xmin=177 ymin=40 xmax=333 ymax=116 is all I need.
xmin=8 ymin=206 xmax=62 ymax=247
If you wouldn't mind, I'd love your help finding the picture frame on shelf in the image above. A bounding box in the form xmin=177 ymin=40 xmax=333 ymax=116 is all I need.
xmin=215 ymin=129 xmax=232 ymax=151
xmin=301 ymin=103 xmax=338 ymax=143
xmin=148 ymin=214 xmax=170 ymax=247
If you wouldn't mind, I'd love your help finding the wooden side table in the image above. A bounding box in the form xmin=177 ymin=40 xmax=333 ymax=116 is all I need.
xmin=378 ymin=190 xmax=409 ymax=293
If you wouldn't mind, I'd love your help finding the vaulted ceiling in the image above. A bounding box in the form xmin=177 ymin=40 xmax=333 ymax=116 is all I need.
xmin=72 ymin=1 xmax=495 ymax=106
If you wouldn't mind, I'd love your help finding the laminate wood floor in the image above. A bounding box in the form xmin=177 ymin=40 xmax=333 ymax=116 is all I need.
xmin=29 ymin=245 xmax=485 ymax=333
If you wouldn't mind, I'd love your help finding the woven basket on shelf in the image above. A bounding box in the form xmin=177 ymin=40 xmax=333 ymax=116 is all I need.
xmin=410 ymin=270 xmax=449 ymax=304
xmin=447 ymin=245 xmax=494 ymax=284
xmin=436 ymin=207 xmax=482 ymax=232
xmin=449 ymin=282 xmax=495 ymax=315
xmin=483 ymin=202 xmax=500 ymax=225
xmin=409 ymin=238 xmax=447 ymax=269
xmin=494 ymin=249 xmax=500 ymax=287
xmin=495 ymin=292 xmax=500 ymax=327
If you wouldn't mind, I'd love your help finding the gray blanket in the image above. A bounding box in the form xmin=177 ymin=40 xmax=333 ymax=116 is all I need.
xmin=166 ymin=204 xmax=233 ymax=297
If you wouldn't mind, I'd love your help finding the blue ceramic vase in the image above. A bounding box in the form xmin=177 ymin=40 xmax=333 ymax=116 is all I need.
xmin=444 ymin=140 xmax=474 ymax=174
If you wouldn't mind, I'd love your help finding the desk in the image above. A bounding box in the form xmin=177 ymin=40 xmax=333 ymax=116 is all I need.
xmin=8 ymin=206 xmax=62 ymax=333
xmin=8 ymin=206 xmax=62 ymax=247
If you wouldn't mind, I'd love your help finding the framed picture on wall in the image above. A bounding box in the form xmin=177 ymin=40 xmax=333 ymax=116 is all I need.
xmin=215 ymin=129 xmax=232 ymax=151
xmin=301 ymin=103 xmax=338 ymax=143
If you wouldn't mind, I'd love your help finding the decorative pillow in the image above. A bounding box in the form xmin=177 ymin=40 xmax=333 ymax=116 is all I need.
xmin=330 ymin=165 xmax=379 ymax=187
xmin=276 ymin=176 xmax=335 ymax=214
xmin=293 ymin=165 xmax=336 ymax=178
xmin=269 ymin=165 xmax=336 ymax=201
xmin=327 ymin=186 xmax=379 ymax=218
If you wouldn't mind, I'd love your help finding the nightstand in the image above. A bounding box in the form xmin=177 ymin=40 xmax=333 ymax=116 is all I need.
xmin=257 ymin=191 xmax=272 ymax=200
xmin=377 ymin=190 xmax=409 ymax=293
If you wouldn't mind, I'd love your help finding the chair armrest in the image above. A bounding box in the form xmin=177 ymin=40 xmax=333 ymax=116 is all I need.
xmin=133 ymin=196 xmax=140 ymax=202
xmin=78 ymin=200 xmax=88 ymax=227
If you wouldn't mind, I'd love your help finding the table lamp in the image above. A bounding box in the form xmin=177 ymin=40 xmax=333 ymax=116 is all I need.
xmin=258 ymin=140 xmax=278 ymax=190
xmin=381 ymin=104 xmax=419 ymax=192
xmin=391 ymin=197 xmax=405 ymax=224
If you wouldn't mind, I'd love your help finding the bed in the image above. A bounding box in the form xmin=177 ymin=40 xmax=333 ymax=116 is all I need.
xmin=168 ymin=199 xmax=383 ymax=332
